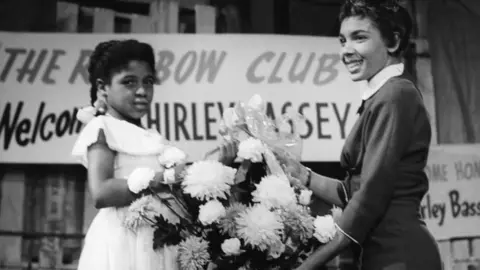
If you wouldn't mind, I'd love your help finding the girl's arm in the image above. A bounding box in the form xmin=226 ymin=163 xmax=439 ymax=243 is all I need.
xmin=87 ymin=130 xmax=138 ymax=209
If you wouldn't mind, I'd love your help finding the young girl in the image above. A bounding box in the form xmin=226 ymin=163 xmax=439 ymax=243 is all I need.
xmin=276 ymin=1 xmax=442 ymax=269
xmin=72 ymin=39 xmax=237 ymax=270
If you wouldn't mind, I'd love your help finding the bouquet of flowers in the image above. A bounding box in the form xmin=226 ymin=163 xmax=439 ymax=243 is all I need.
xmin=122 ymin=144 xmax=193 ymax=237
xmin=122 ymin=94 xmax=342 ymax=270
xmin=195 ymin=94 xmax=343 ymax=269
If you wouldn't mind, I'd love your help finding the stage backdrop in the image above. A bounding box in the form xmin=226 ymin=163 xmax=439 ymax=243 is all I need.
xmin=0 ymin=32 xmax=362 ymax=163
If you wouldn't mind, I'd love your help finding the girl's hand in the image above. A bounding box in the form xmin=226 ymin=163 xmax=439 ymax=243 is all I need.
xmin=218 ymin=140 xmax=238 ymax=166
xmin=149 ymin=163 xmax=187 ymax=192
xmin=148 ymin=172 xmax=168 ymax=193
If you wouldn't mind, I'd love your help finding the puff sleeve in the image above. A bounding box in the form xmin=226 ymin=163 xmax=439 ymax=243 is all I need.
xmin=335 ymin=81 xmax=419 ymax=244
xmin=71 ymin=116 xmax=119 ymax=167
xmin=71 ymin=116 xmax=167 ymax=167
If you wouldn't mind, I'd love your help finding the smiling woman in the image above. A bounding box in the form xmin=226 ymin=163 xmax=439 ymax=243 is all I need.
xmin=339 ymin=17 xmax=393 ymax=81
xmin=273 ymin=0 xmax=443 ymax=269
xmin=338 ymin=0 xmax=412 ymax=82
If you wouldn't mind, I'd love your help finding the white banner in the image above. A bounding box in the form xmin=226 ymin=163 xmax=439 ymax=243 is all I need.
xmin=422 ymin=144 xmax=480 ymax=240
xmin=0 ymin=32 xmax=362 ymax=164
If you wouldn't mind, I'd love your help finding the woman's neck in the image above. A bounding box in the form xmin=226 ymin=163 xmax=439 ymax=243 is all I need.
xmin=367 ymin=58 xmax=402 ymax=83
xmin=386 ymin=57 xmax=402 ymax=67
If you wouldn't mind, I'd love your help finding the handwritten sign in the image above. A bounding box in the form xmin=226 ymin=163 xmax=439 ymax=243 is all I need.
xmin=422 ymin=145 xmax=480 ymax=240
xmin=0 ymin=32 xmax=362 ymax=163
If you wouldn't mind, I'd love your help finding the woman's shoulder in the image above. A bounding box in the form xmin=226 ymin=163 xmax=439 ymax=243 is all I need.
xmin=374 ymin=76 xmax=423 ymax=107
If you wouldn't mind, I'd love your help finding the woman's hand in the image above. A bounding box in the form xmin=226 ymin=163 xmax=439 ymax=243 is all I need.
xmin=273 ymin=147 xmax=310 ymax=185
xmin=218 ymin=140 xmax=238 ymax=166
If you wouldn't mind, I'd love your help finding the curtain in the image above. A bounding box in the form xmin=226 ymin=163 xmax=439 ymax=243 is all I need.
xmin=427 ymin=0 xmax=480 ymax=143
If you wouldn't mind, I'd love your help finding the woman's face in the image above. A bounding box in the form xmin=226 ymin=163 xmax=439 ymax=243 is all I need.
xmin=100 ymin=60 xmax=156 ymax=122
xmin=339 ymin=16 xmax=395 ymax=82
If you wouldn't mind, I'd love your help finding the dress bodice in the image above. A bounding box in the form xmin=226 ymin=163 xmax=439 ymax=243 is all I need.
xmin=114 ymin=154 xmax=164 ymax=179
xmin=72 ymin=115 xmax=168 ymax=177
xmin=72 ymin=115 xmax=182 ymax=270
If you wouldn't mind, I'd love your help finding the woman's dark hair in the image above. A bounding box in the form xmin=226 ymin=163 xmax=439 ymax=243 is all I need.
xmin=88 ymin=39 xmax=156 ymax=105
xmin=339 ymin=0 xmax=412 ymax=57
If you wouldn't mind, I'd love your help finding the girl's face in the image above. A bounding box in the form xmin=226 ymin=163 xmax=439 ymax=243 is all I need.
xmin=99 ymin=60 xmax=156 ymax=123
xmin=339 ymin=16 xmax=399 ymax=82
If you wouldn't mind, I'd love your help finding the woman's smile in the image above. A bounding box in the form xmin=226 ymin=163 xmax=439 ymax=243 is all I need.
xmin=345 ymin=59 xmax=364 ymax=74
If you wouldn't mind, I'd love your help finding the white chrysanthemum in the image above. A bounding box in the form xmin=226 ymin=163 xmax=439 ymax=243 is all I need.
xmin=123 ymin=195 xmax=180 ymax=231
xmin=313 ymin=215 xmax=337 ymax=243
xmin=198 ymin=200 xmax=226 ymax=225
xmin=237 ymin=138 xmax=265 ymax=162
xmin=268 ymin=240 xmax=286 ymax=259
xmin=236 ymin=204 xmax=283 ymax=251
xmin=221 ymin=238 xmax=242 ymax=256
xmin=127 ymin=167 xmax=155 ymax=194
xmin=158 ymin=146 xmax=187 ymax=168
xmin=182 ymin=160 xmax=237 ymax=201
xmin=252 ymin=174 xmax=297 ymax=209
xmin=124 ymin=195 xmax=153 ymax=230
xmin=218 ymin=203 xmax=248 ymax=237
xmin=298 ymin=189 xmax=313 ymax=205
xmin=178 ymin=236 xmax=210 ymax=270
xmin=279 ymin=204 xmax=315 ymax=243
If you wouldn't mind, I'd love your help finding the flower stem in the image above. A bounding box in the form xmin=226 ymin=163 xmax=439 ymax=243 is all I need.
xmin=140 ymin=213 xmax=157 ymax=226
xmin=148 ymin=187 xmax=195 ymax=231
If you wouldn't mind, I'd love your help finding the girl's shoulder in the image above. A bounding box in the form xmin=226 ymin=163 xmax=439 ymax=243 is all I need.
xmin=71 ymin=115 xmax=166 ymax=166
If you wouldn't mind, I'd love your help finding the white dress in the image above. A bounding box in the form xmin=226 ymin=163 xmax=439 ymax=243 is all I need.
xmin=72 ymin=115 xmax=180 ymax=270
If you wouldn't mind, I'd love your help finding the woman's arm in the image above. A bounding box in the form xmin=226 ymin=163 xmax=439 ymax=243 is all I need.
xmin=295 ymin=230 xmax=351 ymax=270
xmin=274 ymin=150 xmax=347 ymax=207
xmin=296 ymin=82 xmax=419 ymax=269
xmin=87 ymin=130 xmax=138 ymax=209
xmin=308 ymin=172 xmax=348 ymax=207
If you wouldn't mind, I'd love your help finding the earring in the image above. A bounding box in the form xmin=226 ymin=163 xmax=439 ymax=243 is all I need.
xmin=94 ymin=96 xmax=107 ymax=115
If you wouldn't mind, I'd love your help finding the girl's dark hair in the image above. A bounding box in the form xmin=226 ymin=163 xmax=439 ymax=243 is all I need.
xmin=339 ymin=0 xmax=412 ymax=57
xmin=88 ymin=39 xmax=156 ymax=105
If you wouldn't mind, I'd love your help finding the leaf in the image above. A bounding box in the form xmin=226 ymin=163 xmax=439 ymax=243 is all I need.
xmin=234 ymin=159 xmax=252 ymax=184
xmin=152 ymin=216 xmax=183 ymax=249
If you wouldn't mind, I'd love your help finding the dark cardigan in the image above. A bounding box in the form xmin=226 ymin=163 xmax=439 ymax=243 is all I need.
xmin=334 ymin=73 xmax=442 ymax=270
